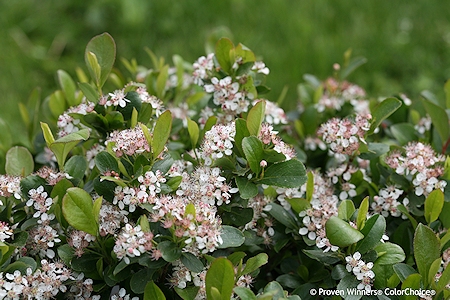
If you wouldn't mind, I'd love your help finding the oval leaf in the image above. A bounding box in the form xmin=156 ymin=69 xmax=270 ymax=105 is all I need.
xmin=374 ymin=242 xmax=405 ymax=265
xmin=413 ymin=223 xmax=440 ymax=284
xmin=424 ymin=189 xmax=444 ymax=224
xmin=369 ymin=97 xmax=402 ymax=134
xmin=326 ymin=216 xmax=364 ymax=248
xmin=5 ymin=146 xmax=34 ymax=176
xmin=144 ymin=281 xmax=166 ymax=300
xmin=257 ymin=159 xmax=307 ymax=188
xmin=218 ymin=225 xmax=245 ymax=249
xmin=62 ymin=187 xmax=98 ymax=236
xmin=246 ymin=100 xmax=266 ymax=136
xmin=206 ymin=257 xmax=235 ymax=300
xmin=85 ymin=32 xmax=116 ymax=88
xmin=152 ymin=110 xmax=172 ymax=159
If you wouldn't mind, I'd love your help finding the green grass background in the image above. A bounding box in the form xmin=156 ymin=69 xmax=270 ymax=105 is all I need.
xmin=1 ymin=0 xmax=450 ymax=146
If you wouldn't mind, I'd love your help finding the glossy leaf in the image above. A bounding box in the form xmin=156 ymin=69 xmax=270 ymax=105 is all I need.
xmin=152 ymin=110 xmax=172 ymax=159
xmin=355 ymin=214 xmax=386 ymax=254
xmin=95 ymin=151 xmax=119 ymax=173
xmin=338 ymin=200 xmax=355 ymax=221
xmin=62 ymin=187 xmax=98 ymax=236
xmin=242 ymin=136 xmax=264 ymax=174
xmin=157 ymin=241 xmax=181 ymax=262
xmin=257 ymin=159 xmax=307 ymax=188
xmin=187 ymin=118 xmax=200 ymax=148
xmin=235 ymin=176 xmax=258 ymax=199
xmin=64 ymin=155 xmax=88 ymax=181
xmin=422 ymin=97 xmax=449 ymax=144
xmin=85 ymin=32 xmax=116 ymax=88
xmin=174 ymin=286 xmax=200 ymax=300
xmin=401 ymin=274 xmax=422 ymax=300
xmin=424 ymin=189 xmax=444 ymax=224
xmin=325 ymin=216 xmax=364 ymax=248
xmin=144 ymin=281 xmax=166 ymax=300
xmin=215 ymin=38 xmax=234 ymax=74
xmin=266 ymin=203 xmax=297 ymax=229
xmin=5 ymin=146 xmax=34 ymax=176
xmin=356 ymin=196 xmax=369 ymax=230
xmin=368 ymin=97 xmax=402 ymax=134
xmin=241 ymin=253 xmax=268 ymax=275
xmin=131 ymin=268 xmax=156 ymax=294
xmin=374 ymin=242 xmax=405 ymax=265
xmin=218 ymin=225 xmax=245 ymax=249
xmin=413 ymin=224 xmax=440 ymax=285
xmin=393 ymin=263 xmax=417 ymax=282
xmin=205 ymin=257 xmax=235 ymax=300
xmin=78 ymin=82 xmax=99 ymax=104
xmin=181 ymin=252 xmax=204 ymax=273
xmin=390 ymin=123 xmax=417 ymax=145
xmin=246 ymin=100 xmax=266 ymax=136
xmin=233 ymin=287 xmax=256 ymax=300
xmin=57 ymin=69 xmax=77 ymax=106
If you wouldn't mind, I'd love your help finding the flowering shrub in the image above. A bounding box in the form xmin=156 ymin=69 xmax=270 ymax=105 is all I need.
xmin=1 ymin=32 xmax=450 ymax=299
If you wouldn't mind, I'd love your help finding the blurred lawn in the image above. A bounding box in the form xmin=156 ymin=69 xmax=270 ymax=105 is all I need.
xmin=1 ymin=0 xmax=450 ymax=146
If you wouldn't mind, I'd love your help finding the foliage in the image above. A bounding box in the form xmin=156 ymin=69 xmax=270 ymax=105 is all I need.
xmin=1 ymin=32 xmax=450 ymax=299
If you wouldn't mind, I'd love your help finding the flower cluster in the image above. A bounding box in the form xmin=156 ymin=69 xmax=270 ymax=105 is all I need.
xmin=178 ymin=166 xmax=238 ymax=206
xmin=57 ymin=100 xmax=95 ymax=137
xmin=0 ymin=221 xmax=13 ymax=242
xmin=201 ymin=122 xmax=236 ymax=165
xmin=345 ymin=252 xmax=375 ymax=291
xmin=26 ymin=223 xmax=61 ymax=258
xmin=192 ymin=53 xmax=215 ymax=86
xmin=106 ymin=125 xmax=151 ymax=157
xmin=253 ymin=99 xmax=288 ymax=125
xmin=113 ymin=224 xmax=154 ymax=264
xmin=68 ymin=230 xmax=96 ymax=257
xmin=315 ymin=78 xmax=369 ymax=115
xmin=385 ymin=142 xmax=447 ymax=196
xmin=258 ymin=123 xmax=296 ymax=160
xmin=0 ymin=174 xmax=21 ymax=203
xmin=371 ymin=185 xmax=408 ymax=218
xmin=204 ymin=76 xmax=250 ymax=116
xmin=0 ymin=260 xmax=98 ymax=300
xmin=26 ymin=186 xmax=54 ymax=222
xmin=317 ymin=113 xmax=372 ymax=157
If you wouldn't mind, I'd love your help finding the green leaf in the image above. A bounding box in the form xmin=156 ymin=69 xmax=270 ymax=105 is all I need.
xmin=144 ymin=281 xmax=166 ymax=300
xmin=390 ymin=123 xmax=417 ymax=145
xmin=325 ymin=216 xmax=364 ymax=248
xmin=48 ymin=90 xmax=67 ymax=118
xmin=368 ymin=97 xmax=402 ymax=134
xmin=5 ymin=146 xmax=34 ymax=176
xmin=64 ymin=155 xmax=88 ymax=181
xmin=222 ymin=207 xmax=254 ymax=227
xmin=393 ymin=263 xmax=417 ymax=282
xmin=156 ymin=64 xmax=169 ymax=99
xmin=374 ymin=242 xmax=405 ymax=265
xmin=131 ymin=268 xmax=156 ymax=294
xmin=218 ymin=225 xmax=245 ymax=249
xmin=306 ymin=171 xmax=314 ymax=202
xmin=152 ymin=110 xmax=172 ymax=159
xmin=78 ymin=82 xmax=99 ymax=104
xmin=267 ymin=202 xmax=297 ymax=229
xmin=57 ymin=69 xmax=77 ymax=106
xmin=358 ymin=142 xmax=390 ymax=160
xmin=187 ymin=118 xmax=200 ymax=148
xmin=242 ymin=136 xmax=264 ymax=174
xmin=93 ymin=196 xmax=103 ymax=225
xmin=234 ymin=118 xmax=250 ymax=156
xmin=356 ymin=196 xmax=369 ymax=230
xmin=397 ymin=204 xmax=418 ymax=229
xmin=414 ymin=223 xmax=440 ymax=285
xmin=49 ymin=129 xmax=90 ymax=170
xmin=437 ymin=257 xmax=450 ymax=291
xmin=257 ymin=159 xmax=307 ymax=188
xmin=424 ymin=189 xmax=444 ymax=224
xmin=340 ymin=56 xmax=367 ymax=79
xmin=95 ymin=151 xmax=119 ymax=173
xmin=401 ymin=273 xmax=422 ymax=300
xmin=206 ymin=257 xmax=235 ymax=300
xmin=215 ymin=38 xmax=234 ymax=74
xmin=241 ymin=253 xmax=268 ymax=275
xmin=157 ymin=241 xmax=181 ymax=262
xmin=338 ymin=200 xmax=356 ymax=221
xmin=62 ymin=187 xmax=98 ymax=236
xmin=181 ymin=252 xmax=204 ymax=273
xmin=355 ymin=214 xmax=386 ymax=254
xmin=422 ymin=97 xmax=449 ymax=144
xmin=246 ymin=100 xmax=266 ymax=136
xmin=57 ymin=244 xmax=75 ymax=266
xmin=85 ymin=32 xmax=116 ymax=89
xmin=233 ymin=287 xmax=256 ymax=300
xmin=336 ymin=275 xmax=360 ymax=300
xmin=235 ymin=177 xmax=258 ymax=199
xmin=175 ymin=286 xmax=200 ymax=300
